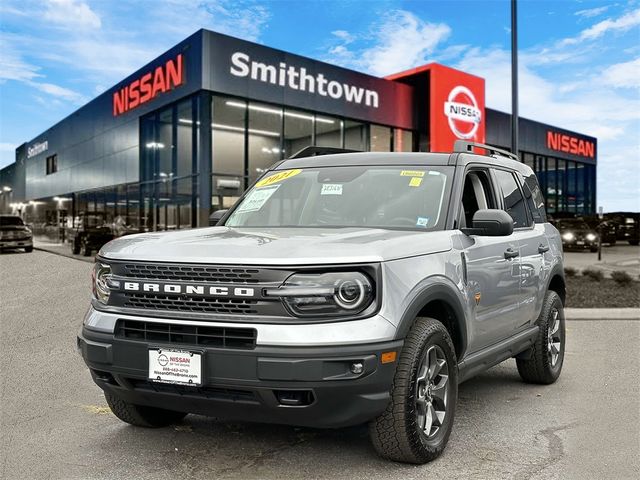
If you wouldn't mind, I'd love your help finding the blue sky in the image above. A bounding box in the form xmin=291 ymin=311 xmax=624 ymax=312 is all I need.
xmin=0 ymin=0 xmax=638 ymax=210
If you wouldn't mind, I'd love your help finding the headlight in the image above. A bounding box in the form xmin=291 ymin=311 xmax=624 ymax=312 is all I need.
xmin=586 ymin=233 xmax=596 ymax=241
xmin=562 ymin=232 xmax=575 ymax=241
xmin=266 ymin=272 xmax=375 ymax=317
xmin=92 ymin=263 xmax=114 ymax=304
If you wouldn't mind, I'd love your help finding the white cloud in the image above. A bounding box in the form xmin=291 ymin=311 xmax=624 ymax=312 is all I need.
xmin=26 ymin=81 xmax=87 ymax=104
xmin=0 ymin=45 xmax=42 ymax=82
xmin=563 ymin=8 xmax=640 ymax=45
xmin=602 ymin=57 xmax=640 ymax=88
xmin=0 ymin=142 xmax=20 ymax=153
xmin=44 ymin=0 xmax=101 ymax=29
xmin=332 ymin=30 xmax=354 ymax=43
xmin=324 ymin=10 xmax=450 ymax=76
xmin=575 ymin=6 xmax=610 ymax=18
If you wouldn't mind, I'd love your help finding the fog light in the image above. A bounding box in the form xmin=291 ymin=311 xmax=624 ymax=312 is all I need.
xmin=350 ymin=362 xmax=364 ymax=374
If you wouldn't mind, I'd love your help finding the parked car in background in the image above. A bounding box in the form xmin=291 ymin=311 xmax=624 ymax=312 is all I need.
xmin=582 ymin=215 xmax=617 ymax=245
xmin=606 ymin=212 xmax=640 ymax=246
xmin=0 ymin=215 xmax=33 ymax=253
xmin=67 ymin=212 xmax=114 ymax=256
xmin=553 ymin=218 xmax=598 ymax=252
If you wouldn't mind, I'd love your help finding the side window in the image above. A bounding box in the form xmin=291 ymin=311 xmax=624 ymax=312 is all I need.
xmin=459 ymin=170 xmax=494 ymax=228
xmin=522 ymin=173 xmax=547 ymax=223
xmin=493 ymin=169 xmax=532 ymax=228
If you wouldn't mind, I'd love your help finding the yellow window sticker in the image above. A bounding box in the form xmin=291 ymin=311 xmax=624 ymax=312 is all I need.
xmin=409 ymin=177 xmax=423 ymax=187
xmin=400 ymin=170 xmax=425 ymax=177
xmin=255 ymin=169 xmax=302 ymax=188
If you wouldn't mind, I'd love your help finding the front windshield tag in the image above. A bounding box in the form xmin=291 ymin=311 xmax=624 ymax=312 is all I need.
xmin=409 ymin=177 xmax=422 ymax=187
xmin=416 ymin=217 xmax=430 ymax=227
xmin=236 ymin=185 xmax=280 ymax=213
xmin=400 ymin=170 xmax=425 ymax=177
xmin=255 ymin=169 xmax=302 ymax=188
xmin=321 ymin=184 xmax=343 ymax=195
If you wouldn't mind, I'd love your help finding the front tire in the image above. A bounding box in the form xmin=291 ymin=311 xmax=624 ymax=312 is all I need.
xmin=71 ymin=240 xmax=80 ymax=255
xmin=516 ymin=290 xmax=565 ymax=384
xmin=369 ymin=317 xmax=458 ymax=464
xmin=24 ymin=246 xmax=33 ymax=253
xmin=104 ymin=391 xmax=187 ymax=427
xmin=80 ymin=241 xmax=92 ymax=256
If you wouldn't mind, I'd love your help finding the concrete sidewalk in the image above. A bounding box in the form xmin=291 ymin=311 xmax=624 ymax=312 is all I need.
xmin=34 ymin=240 xmax=94 ymax=263
xmin=565 ymin=307 xmax=640 ymax=320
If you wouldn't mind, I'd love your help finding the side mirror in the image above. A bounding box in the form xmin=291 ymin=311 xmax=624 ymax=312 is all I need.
xmin=208 ymin=209 xmax=228 ymax=226
xmin=462 ymin=209 xmax=514 ymax=237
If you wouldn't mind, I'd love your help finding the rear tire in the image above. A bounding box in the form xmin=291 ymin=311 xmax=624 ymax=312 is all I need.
xmin=80 ymin=241 xmax=92 ymax=256
xmin=369 ymin=317 xmax=458 ymax=464
xmin=630 ymin=240 xmax=639 ymax=246
xmin=24 ymin=246 xmax=33 ymax=253
xmin=516 ymin=290 xmax=565 ymax=384
xmin=104 ymin=391 xmax=188 ymax=427
xmin=71 ymin=240 xmax=80 ymax=255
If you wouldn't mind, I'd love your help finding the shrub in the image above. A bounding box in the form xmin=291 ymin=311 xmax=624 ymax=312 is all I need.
xmin=582 ymin=267 xmax=604 ymax=282
xmin=611 ymin=270 xmax=633 ymax=285
xmin=564 ymin=266 xmax=578 ymax=277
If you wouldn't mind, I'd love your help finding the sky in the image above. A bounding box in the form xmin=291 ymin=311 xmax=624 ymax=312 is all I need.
xmin=0 ymin=0 xmax=638 ymax=211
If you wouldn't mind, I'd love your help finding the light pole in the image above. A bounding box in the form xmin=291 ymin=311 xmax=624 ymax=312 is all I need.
xmin=511 ymin=0 xmax=519 ymax=157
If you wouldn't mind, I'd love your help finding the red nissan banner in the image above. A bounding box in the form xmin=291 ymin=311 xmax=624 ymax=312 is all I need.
xmin=388 ymin=63 xmax=485 ymax=152
xmin=113 ymin=54 xmax=184 ymax=116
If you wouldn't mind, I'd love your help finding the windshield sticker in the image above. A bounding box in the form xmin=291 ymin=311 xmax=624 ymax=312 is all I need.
xmin=321 ymin=184 xmax=343 ymax=195
xmin=400 ymin=170 xmax=425 ymax=177
xmin=236 ymin=185 xmax=280 ymax=213
xmin=428 ymin=171 xmax=441 ymax=176
xmin=416 ymin=217 xmax=430 ymax=227
xmin=409 ymin=177 xmax=423 ymax=187
xmin=255 ymin=169 xmax=302 ymax=188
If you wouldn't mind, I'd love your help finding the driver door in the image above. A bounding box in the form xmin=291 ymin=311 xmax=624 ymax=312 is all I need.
xmin=459 ymin=168 xmax=522 ymax=354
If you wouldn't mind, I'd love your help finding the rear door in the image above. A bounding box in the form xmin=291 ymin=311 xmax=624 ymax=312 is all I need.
xmin=492 ymin=169 xmax=547 ymax=331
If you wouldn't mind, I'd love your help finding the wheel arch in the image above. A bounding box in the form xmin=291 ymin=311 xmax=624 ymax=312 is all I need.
xmin=547 ymin=264 xmax=566 ymax=306
xmin=394 ymin=282 xmax=468 ymax=360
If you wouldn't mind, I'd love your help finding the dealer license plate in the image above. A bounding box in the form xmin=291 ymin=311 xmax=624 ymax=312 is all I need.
xmin=148 ymin=348 xmax=202 ymax=386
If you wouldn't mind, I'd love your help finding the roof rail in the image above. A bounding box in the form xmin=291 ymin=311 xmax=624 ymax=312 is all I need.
xmin=289 ymin=146 xmax=360 ymax=159
xmin=453 ymin=140 xmax=519 ymax=162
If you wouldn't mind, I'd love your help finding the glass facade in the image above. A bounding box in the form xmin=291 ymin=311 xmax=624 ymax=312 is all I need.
xmin=519 ymin=150 xmax=596 ymax=217
xmin=20 ymin=92 xmax=415 ymax=242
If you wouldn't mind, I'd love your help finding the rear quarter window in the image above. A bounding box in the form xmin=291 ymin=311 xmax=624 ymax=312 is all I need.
xmin=522 ymin=173 xmax=547 ymax=223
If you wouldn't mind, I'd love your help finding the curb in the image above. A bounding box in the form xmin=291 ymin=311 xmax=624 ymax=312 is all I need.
xmin=34 ymin=245 xmax=94 ymax=263
xmin=565 ymin=308 xmax=640 ymax=320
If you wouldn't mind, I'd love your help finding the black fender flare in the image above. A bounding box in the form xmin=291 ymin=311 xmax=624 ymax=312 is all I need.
xmin=545 ymin=262 xmax=566 ymax=303
xmin=393 ymin=280 xmax=469 ymax=359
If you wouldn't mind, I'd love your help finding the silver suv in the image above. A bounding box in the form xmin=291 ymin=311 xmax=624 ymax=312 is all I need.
xmin=78 ymin=142 xmax=566 ymax=464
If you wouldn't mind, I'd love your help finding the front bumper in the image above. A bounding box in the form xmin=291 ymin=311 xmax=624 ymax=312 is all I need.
xmin=78 ymin=324 xmax=402 ymax=428
xmin=0 ymin=239 xmax=32 ymax=249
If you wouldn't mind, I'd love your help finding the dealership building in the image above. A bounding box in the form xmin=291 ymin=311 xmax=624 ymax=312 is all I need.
xmin=0 ymin=29 xmax=597 ymax=240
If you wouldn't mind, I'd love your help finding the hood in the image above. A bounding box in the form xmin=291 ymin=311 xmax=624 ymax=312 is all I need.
xmin=99 ymin=227 xmax=452 ymax=265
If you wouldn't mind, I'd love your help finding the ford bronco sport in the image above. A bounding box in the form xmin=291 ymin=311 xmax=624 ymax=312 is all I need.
xmin=78 ymin=141 xmax=566 ymax=464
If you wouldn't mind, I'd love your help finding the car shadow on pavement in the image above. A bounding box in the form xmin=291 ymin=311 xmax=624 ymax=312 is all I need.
xmin=81 ymin=362 xmax=543 ymax=479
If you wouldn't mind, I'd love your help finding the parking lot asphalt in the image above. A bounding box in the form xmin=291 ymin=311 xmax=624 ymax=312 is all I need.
xmin=1 ymin=250 xmax=639 ymax=480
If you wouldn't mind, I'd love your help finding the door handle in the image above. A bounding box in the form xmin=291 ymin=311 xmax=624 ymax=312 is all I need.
xmin=538 ymin=244 xmax=550 ymax=254
xmin=504 ymin=248 xmax=520 ymax=259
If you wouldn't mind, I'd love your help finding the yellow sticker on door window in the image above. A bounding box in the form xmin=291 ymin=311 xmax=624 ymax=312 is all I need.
xmin=409 ymin=177 xmax=423 ymax=187
xmin=400 ymin=170 xmax=425 ymax=177
xmin=255 ymin=169 xmax=302 ymax=188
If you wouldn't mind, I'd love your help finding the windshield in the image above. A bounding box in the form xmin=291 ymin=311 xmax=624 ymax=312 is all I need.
xmin=0 ymin=216 xmax=24 ymax=226
xmin=84 ymin=213 xmax=106 ymax=228
xmin=557 ymin=220 xmax=589 ymax=230
xmin=225 ymin=166 xmax=452 ymax=230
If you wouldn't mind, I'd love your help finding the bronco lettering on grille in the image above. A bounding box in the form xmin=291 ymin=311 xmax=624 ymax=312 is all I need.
xmin=122 ymin=282 xmax=255 ymax=297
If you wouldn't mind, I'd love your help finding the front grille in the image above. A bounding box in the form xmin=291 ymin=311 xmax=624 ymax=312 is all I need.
xmin=123 ymin=293 xmax=259 ymax=314
xmin=116 ymin=319 xmax=257 ymax=349
xmin=127 ymin=378 xmax=258 ymax=403
xmin=122 ymin=264 xmax=261 ymax=283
